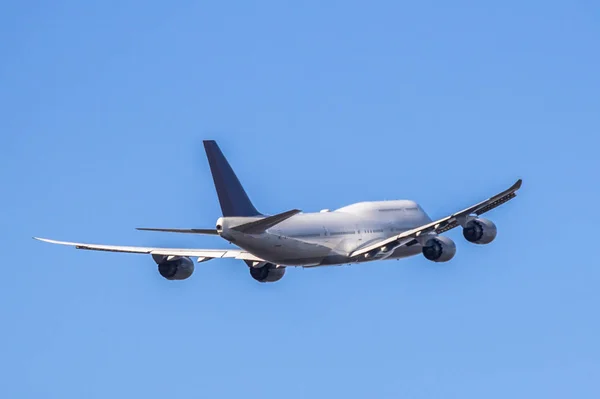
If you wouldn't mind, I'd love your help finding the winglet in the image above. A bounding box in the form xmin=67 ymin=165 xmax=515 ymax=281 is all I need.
xmin=231 ymin=209 xmax=301 ymax=234
xmin=512 ymin=178 xmax=523 ymax=191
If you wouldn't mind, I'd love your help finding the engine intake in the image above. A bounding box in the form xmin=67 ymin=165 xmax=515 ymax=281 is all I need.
xmin=462 ymin=217 xmax=497 ymax=245
xmin=153 ymin=255 xmax=195 ymax=280
xmin=422 ymin=236 xmax=456 ymax=262
xmin=249 ymin=263 xmax=286 ymax=283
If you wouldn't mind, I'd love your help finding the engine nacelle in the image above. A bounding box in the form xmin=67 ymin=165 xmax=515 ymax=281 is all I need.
xmin=462 ymin=217 xmax=497 ymax=245
xmin=249 ymin=263 xmax=286 ymax=283
xmin=153 ymin=255 xmax=195 ymax=280
xmin=422 ymin=236 xmax=456 ymax=262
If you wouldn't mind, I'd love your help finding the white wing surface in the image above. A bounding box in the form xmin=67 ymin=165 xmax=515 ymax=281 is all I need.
xmin=34 ymin=237 xmax=264 ymax=262
xmin=351 ymin=179 xmax=523 ymax=258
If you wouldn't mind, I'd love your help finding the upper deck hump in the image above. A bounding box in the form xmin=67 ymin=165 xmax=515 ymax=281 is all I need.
xmin=335 ymin=200 xmax=420 ymax=214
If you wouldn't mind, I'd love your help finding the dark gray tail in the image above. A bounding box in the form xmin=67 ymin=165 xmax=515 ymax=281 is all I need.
xmin=203 ymin=140 xmax=262 ymax=217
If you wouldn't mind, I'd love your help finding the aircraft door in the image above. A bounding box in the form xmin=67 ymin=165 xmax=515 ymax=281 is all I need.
xmin=356 ymin=223 xmax=364 ymax=242
xmin=322 ymin=225 xmax=331 ymax=244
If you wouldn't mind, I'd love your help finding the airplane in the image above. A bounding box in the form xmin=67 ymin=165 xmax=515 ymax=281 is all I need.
xmin=35 ymin=140 xmax=523 ymax=283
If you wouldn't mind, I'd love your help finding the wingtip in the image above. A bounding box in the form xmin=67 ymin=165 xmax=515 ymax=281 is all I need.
xmin=33 ymin=237 xmax=70 ymax=245
xmin=514 ymin=178 xmax=523 ymax=190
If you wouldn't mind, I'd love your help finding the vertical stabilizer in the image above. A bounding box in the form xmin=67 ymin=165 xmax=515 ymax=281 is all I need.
xmin=203 ymin=140 xmax=262 ymax=217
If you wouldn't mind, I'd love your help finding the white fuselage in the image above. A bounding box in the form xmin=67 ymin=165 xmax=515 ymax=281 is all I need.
xmin=217 ymin=200 xmax=432 ymax=267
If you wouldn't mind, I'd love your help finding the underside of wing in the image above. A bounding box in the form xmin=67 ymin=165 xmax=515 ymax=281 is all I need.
xmin=34 ymin=237 xmax=264 ymax=262
xmin=351 ymin=179 xmax=523 ymax=258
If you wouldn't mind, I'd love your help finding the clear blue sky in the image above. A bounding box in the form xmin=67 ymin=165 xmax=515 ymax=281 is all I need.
xmin=1 ymin=1 xmax=599 ymax=397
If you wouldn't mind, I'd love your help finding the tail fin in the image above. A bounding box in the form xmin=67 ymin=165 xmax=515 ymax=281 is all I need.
xmin=203 ymin=140 xmax=262 ymax=217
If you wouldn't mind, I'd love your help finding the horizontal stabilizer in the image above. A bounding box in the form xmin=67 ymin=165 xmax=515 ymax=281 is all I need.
xmin=232 ymin=209 xmax=301 ymax=234
xmin=136 ymin=228 xmax=218 ymax=235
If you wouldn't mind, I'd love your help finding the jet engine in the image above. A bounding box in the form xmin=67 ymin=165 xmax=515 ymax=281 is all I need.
xmin=249 ymin=263 xmax=286 ymax=283
xmin=422 ymin=236 xmax=456 ymax=262
xmin=153 ymin=255 xmax=195 ymax=280
xmin=462 ymin=217 xmax=497 ymax=245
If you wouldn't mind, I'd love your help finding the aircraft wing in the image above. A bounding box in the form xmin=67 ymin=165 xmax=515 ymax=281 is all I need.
xmin=350 ymin=179 xmax=523 ymax=258
xmin=34 ymin=237 xmax=265 ymax=262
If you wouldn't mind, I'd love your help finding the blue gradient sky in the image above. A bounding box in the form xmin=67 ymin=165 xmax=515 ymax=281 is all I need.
xmin=1 ymin=1 xmax=599 ymax=398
